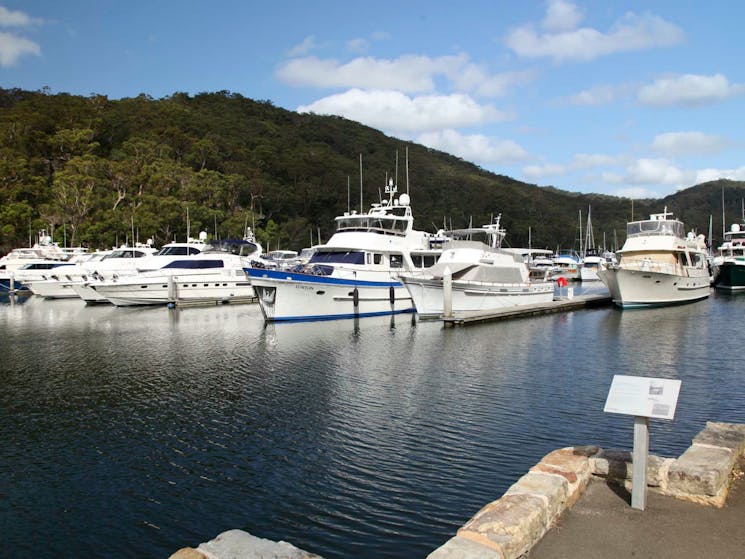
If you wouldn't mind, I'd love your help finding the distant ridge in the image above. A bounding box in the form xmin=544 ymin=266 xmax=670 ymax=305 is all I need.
xmin=0 ymin=88 xmax=743 ymax=252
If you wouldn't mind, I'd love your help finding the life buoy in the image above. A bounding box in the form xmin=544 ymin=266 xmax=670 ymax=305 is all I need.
xmin=557 ymin=276 xmax=568 ymax=288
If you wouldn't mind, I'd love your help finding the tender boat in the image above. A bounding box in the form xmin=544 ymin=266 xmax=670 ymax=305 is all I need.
xmin=245 ymin=179 xmax=442 ymax=322
xmin=597 ymin=209 xmax=710 ymax=307
xmin=399 ymin=215 xmax=555 ymax=319
xmin=89 ymin=235 xmax=262 ymax=307
xmin=711 ymin=223 xmax=745 ymax=290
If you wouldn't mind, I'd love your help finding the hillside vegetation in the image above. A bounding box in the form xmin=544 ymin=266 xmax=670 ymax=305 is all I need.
xmin=1 ymin=88 xmax=744 ymax=254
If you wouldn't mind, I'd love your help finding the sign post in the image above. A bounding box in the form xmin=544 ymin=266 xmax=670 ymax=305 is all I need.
xmin=603 ymin=375 xmax=681 ymax=511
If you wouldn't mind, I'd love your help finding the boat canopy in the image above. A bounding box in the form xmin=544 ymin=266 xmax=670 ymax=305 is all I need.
xmin=335 ymin=214 xmax=410 ymax=235
xmin=627 ymin=218 xmax=684 ymax=239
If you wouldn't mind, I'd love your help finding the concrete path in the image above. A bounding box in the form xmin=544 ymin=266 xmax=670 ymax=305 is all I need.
xmin=527 ymin=457 xmax=745 ymax=559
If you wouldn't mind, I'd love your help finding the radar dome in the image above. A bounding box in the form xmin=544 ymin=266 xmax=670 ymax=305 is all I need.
xmin=399 ymin=193 xmax=410 ymax=206
xmin=732 ymin=224 xmax=741 ymax=232
xmin=199 ymin=231 xmax=208 ymax=241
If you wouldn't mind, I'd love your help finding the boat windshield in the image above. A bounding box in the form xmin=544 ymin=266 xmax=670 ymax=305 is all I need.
xmin=627 ymin=219 xmax=684 ymax=238
xmin=104 ymin=249 xmax=148 ymax=259
xmin=204 ymin=240 xmax=260 ymax=257
xmin=161 ymin=259 xmax=225 ymax=270
xmin=309 ymin=251 xmax=365 ymax=265
xmin=155 ymin=246 xmax=202 ymax=256
xmin=335 ymin=215 xmax=409 ymax=235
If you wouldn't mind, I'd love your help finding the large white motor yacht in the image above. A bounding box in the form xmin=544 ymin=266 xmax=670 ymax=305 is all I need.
xmin=598 ymin=209 xmax=710 ymax=307
xmin=245 ymin=180 xmax=442 ymax=322
xmin=399 ymin=215 xmax=554 ymax=318
xmin=90 ymin=235 xmax=262 ymax=306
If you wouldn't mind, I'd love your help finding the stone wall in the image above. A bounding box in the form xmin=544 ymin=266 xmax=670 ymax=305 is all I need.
xmin=428 ymin=421 xmax=745 ymax=559
xmin=171 ymin=422 xmax=745 ymax=559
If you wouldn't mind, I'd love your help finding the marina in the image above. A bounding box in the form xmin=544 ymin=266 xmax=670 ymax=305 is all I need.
xmin=1 ymin=286 xmax=743 ymax=558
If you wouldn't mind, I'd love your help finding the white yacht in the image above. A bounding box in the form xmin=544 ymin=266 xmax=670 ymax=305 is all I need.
xmin=711 ymin=223 xmax=745 ymax=290
xmin=245 ymin=179 xmax=442 ymax=322
xmin=598 ymin=209 xmax=710 ymax=307
xmin=399 ymin=215 xmax=554 ymax=319
xmin=0 ymin=230 xmax=87 ymax=291
xmin=26 ymin=245 xmax=159 ymax=299
xmin=90 ymin=235 xmax=262 ymax=306
xmin=71 ymin=238 xmax=207 ymax=303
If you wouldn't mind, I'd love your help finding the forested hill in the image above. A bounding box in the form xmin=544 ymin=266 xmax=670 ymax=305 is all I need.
xmin=1 ymin=87 xmax=743 ymax=254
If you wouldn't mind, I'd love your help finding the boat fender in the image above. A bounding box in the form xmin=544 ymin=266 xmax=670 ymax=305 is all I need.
xmin=352 ymin=287 xmax=359 ymax=308
xmin=389 ymin=285 xmax=395 ymax=305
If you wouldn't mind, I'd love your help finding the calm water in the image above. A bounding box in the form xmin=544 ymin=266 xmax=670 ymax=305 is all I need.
xmin=1 ymin=288 xmax=743 ymax=558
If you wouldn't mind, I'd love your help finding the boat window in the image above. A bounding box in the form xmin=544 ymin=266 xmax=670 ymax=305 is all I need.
xmin=390 ymin=254 xmax=403 ymax=268
xmin=161 ymin=259 xmax=225 ymax=269
xmin=411 ymin=254 xmax=438 ymax=268
xmin=373 ymin=254 xmax=382 ymax=264
xmin=309 ymin=251 xmax=365 ymax=265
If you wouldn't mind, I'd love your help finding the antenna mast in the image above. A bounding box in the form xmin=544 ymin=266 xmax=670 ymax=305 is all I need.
xmin=406 ymin=146 xmax=410 ymax=195
xmin=359 ymin=154 xmax=363 ymax=212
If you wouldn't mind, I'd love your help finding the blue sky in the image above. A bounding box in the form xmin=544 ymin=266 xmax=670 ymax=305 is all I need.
xmin=2 ymin=1 xmax=744 ymax=199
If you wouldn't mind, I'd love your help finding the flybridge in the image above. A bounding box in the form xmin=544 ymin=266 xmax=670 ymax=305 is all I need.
xmin=335 ymin=181 xmax=414 ymax=236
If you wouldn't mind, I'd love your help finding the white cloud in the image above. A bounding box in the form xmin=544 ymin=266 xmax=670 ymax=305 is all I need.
xmin=638 ymin=74 xmax=745 ymax=107
xmin=277 ymin=54 xmax=462 ymax=93
xmin=505 ymin=3 xmax=684 ymax=62
xmin=297 ymin=89 xmax=510 ymax=134
xmin=543 ymin=0 xmax=583 ymax=32
xmin=287 ymin=35 xmax=317 ymax=57
xmin=346 ymin=38 xmax=369 ymax=53
xmin=522 ymin=152 xmax=625 ymax=180
xmin=565 ymin=83 xmax=632 ymax=106
xmin=0 ymin=31 xmax=40 ymax=66
xmin=452 ymin=66 xmax=536 ymax=98
xmin=651 ymin=132 xmax=729 ymax=156
xmin=625 ymin=158 xmax=686 ymax=185
xmin=694 ymin=167 xmax=745 ymax=184
xmin=418 ymin=129 xmax=529 ymax=165
xmin=277 ymin=53 xmax=526 ymax=98
xmin=0 ymin=6 xmax=42 ymax=27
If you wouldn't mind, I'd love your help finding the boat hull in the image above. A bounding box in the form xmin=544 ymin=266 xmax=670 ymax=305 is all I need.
xmin=93 ymin=276 xmax=256 ymax=306
xmin=401 ymin=276 xmax=554 ymax=319
xmin=712 ymin=260 xmax=745 ymax=291
xmin=24 ymin=280 xmax=80 ymax=299
xmin=598 ymin=268 xmax=710 ymax=307
xmin=246 ymin=268 xmax=414 ymax=321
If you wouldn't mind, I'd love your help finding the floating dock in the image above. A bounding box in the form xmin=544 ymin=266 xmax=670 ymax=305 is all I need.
xmin=442 ymin=292 xmax=612 ymax=327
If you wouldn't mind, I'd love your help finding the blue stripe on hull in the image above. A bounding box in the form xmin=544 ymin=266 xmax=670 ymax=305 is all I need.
xmin=266 ymin=307 xmax=415 ymax=323
xmin=245 ymin=267 xmax=401 ymax=288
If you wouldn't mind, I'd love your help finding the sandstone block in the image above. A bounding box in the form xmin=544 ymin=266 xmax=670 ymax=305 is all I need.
xmin=168 ymin=548 xmax=208 ymax=559
xmin=667 ymin=444 xmax=735 ymax=497
xmin=426 ymin=536 xmax=504 ymax=559
xmin=590 ymin=449 xmax=672 ymax=487
xmin=457 ymin=493 xmax=548 ymax=559
xmin=504 ymin=472 xmax=569 ymax=522
xmin=531 ymin=447 xmax=593 ymax=507
xmin=197 ymin=529 xmax=323 ymax=559
xmin=694 ymin=422 xmax=745 ymax=455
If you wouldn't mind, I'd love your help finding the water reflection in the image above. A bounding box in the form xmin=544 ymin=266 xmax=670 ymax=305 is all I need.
xmin=0 ymin=293 xmax=743 ymax=559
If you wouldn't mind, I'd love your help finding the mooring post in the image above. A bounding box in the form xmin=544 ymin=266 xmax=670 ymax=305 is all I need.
xmin=443 ymin=266 xmax=452 ymax=318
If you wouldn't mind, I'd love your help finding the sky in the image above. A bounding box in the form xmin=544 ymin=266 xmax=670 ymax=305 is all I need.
xmin=2 ymin=0 xmax=744 ymax=199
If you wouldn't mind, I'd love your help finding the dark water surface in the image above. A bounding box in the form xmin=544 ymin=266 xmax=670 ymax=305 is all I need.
xmin=1 ymin=289 xmax=743 ymax=558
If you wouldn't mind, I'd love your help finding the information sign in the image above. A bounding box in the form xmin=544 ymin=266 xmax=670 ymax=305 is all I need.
xmin=603 ymin=375 xmax=681 ymax=420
